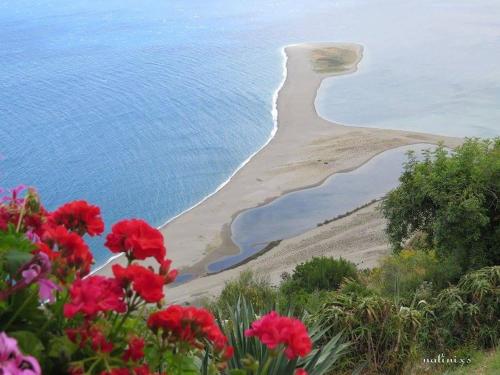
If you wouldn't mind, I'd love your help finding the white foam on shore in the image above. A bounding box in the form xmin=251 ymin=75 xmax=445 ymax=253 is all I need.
xmin=92 ymin=45 xmax=290 ymax=274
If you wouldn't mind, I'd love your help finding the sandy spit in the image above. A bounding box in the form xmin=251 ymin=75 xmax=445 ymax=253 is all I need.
xmin=96 ymin=43 xmax=460 ymax=302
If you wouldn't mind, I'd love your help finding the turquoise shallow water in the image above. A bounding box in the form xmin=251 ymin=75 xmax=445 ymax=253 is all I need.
xmin=1 ymin=0 xmax=499 ymax=266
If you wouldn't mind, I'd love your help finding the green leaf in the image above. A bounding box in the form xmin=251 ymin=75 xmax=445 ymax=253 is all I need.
xmin=0 ymin=230 xmax=36 ymax=254
xmin=164 ymin=351 xmax=199 ymax=375
xmin=9 ymin=330 xmax=44 ymax=358
xmin=4 ymin=250 xmax=33 ymax=275
xmin=48 ymin=336 xmax=77 ymax=360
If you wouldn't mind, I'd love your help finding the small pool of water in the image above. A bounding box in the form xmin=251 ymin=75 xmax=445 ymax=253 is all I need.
xmin=207 ymin=143 xmax=436 ymax=273
xmin=171 ymin=273 xmax=195 ymax=285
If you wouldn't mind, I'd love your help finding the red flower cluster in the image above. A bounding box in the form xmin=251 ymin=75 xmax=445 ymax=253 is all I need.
xmin=106 ymin=220 xmax=176 ymax=304
xmin=49 ymin=200 xmax=104 ymax=236
xmin=39 ymin=225 xmax=94 ymax=277
xmin=112 ymin=264 xmax=165 ymax=303
xmin=245 ymin=311 xmax=312 ymax=359
xmin=66 ymin=324 xmax=113 ymax=353
xmin=147 ymin=305 xmax=233 ymax=358
xmin=123 ymin=337 xmax=145 ymax=362
xmin=64 ymin=276 xmax=126 ymax=318
xmin=100 ymin=365 xmax=162 ymax=375
xmin=159 ymin=258 xmax=178 ymax=284
xmin=105 ymin=219 xmax=166 ymax=262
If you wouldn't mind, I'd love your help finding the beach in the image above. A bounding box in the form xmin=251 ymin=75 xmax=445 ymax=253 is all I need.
xmin=97 ymin=43 xmax=461 ymax=300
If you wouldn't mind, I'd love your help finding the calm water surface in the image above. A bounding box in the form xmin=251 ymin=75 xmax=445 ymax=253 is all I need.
xmin=208 ymin=144 xmax=436 ymax=272
xmin=1 ymin=0 xmax=498 ymax=265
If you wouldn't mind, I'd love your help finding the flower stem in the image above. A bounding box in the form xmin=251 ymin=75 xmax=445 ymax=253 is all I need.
xmin=259 ymin=356 xmax=273 ymax=375
xmin=15 ymin=199 xmax=27 ymax=233
xmin=3 ymin=290 xmax=36 ymax=331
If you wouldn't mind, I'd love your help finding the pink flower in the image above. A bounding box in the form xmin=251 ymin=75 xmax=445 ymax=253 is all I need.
xmin=0 ymin=332 xmax=20 ymax=361
xmin=25 ymin=230 xmax=40 ymax=243
xmin=0 ymin=332 xmax=41 ymax=374
xmin=38 ymin=278 xmax=61 ymax=303
xmin=1 ymin=185 xmax=27 ymax=204
xmin=19 ymin=253 xmax=60 ymax=303
xmin=21 ymin=266 xmax=41 ymax=284
xmin=21 ymin=252 xmax=51 ymax=284
xmin=295 ymin=369 xmax=308 ymax=375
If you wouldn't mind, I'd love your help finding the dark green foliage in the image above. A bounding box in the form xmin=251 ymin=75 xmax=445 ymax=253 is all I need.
xmin=279 ymin=257 xmax=357 ymax=308
xmin=206 ymin=270 xmax=279 ymax=316
xmin=420 ymin=266 xmax=500 ymax=351
xmin=215 ymin=298 xmax=350 ymax=375
xmin=381 ymin=138 xmax=500 ymax=271
xmin=371 ymin=249 xmax=461 ymax=302
xmin=282 ymin=257 xmax=358 ymax=293
xmin=313 ymin=292 xmax=422 ymax=375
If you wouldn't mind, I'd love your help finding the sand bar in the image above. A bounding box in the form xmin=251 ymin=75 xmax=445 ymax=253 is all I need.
xmin=97 ymin=43 xmax=460 ymax=299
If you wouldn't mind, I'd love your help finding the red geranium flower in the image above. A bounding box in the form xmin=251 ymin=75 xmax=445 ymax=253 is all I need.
xmin=90 ymin=328 xmax=114 ymax=353
xmin=123 ymin=337 xmax=145 ymax=362
xmin=295 ymin=369 xmax=308 ymax=375
xmin=101 ymin=366 xmax=161 ymax=375
xmin=64 ymin=276 xmax=126 ymax=318
xmin=49 ymin=200 xmax=104 ymax=236
xmin=159 ymin=259 xmax=178 ymax=284
xmin=245 ymin=311 xmax=312 ymax=359
xmin=68 ymin=366 xmax=84 ymax=375
xmin=133 ymin=365 xmax=157 ymax=375
xmin=112 ymin=264 xmax=164 ymax=303
xmin=147 ymin=305 xmax=231 ymax=355
xmin=100 ymin=369 xmax=129 ymax=375
xmin=40 ymin=225 xmax=94 ymax=277
xmin=66 ymin=324 xmax=113 ymax=353
xmin=105 ymin=219 xmax=165 ymax=263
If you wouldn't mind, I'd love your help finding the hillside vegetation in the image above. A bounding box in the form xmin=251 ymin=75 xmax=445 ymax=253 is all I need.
xmin=209 ymin=138 xmax=500 ymax=375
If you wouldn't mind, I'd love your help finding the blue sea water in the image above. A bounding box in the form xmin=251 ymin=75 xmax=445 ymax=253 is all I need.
xmin=1 ymin=0 xmax=499 ymax=266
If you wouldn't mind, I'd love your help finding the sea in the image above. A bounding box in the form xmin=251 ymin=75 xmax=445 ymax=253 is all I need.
xmin=1 ymin=0 xmax=499 ymax=266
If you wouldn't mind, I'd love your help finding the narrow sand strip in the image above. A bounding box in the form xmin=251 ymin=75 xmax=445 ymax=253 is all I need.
xmin=97 ymin=43 xmax=460 ymax=300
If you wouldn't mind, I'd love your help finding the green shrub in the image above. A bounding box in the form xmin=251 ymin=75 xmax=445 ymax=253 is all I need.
xmin=207 ymin=270 xmax=279 ymax=316
xmin=421 ymin=266 xmax=500 ymax=351
xmin=287 ymin=257 xmax=358 ymax=293
xmin=371 ymin=249 xmax=461 ymax=302
xmin=313 ymin=292 xmax=422 ymax=375
xmin=381 ymin=138 xmax=500 ymax=272
xmin=279 ymin=257 xmax=358 ymax=314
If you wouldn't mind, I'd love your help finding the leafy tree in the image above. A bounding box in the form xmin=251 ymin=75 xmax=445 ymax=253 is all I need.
xmin=381 ymin=138 xmax=500 ymax=271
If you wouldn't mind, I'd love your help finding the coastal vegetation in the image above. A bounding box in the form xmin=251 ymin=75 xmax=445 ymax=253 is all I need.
xmin=208 ymin=138 xmax=500 ymax=374
xmin=381 ymin=138 xmax=500 ymax=272
xmin=1 ymin=138 xmax=498 ymax=374
xmin=311 ymin=46 xmax=362 ymax=74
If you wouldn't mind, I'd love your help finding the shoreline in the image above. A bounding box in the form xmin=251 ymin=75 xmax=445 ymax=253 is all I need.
xmin=92 ymin=47 xmax=289 ymax=275
xmin=96 ymin=43 xmax=461 ymax=294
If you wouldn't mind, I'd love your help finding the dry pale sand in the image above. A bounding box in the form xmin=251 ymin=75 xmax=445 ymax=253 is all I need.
xmin=167 ymin=202 xmax=388 ymax=304
xmin=97 ymin=43 xmax=460 ymax=301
